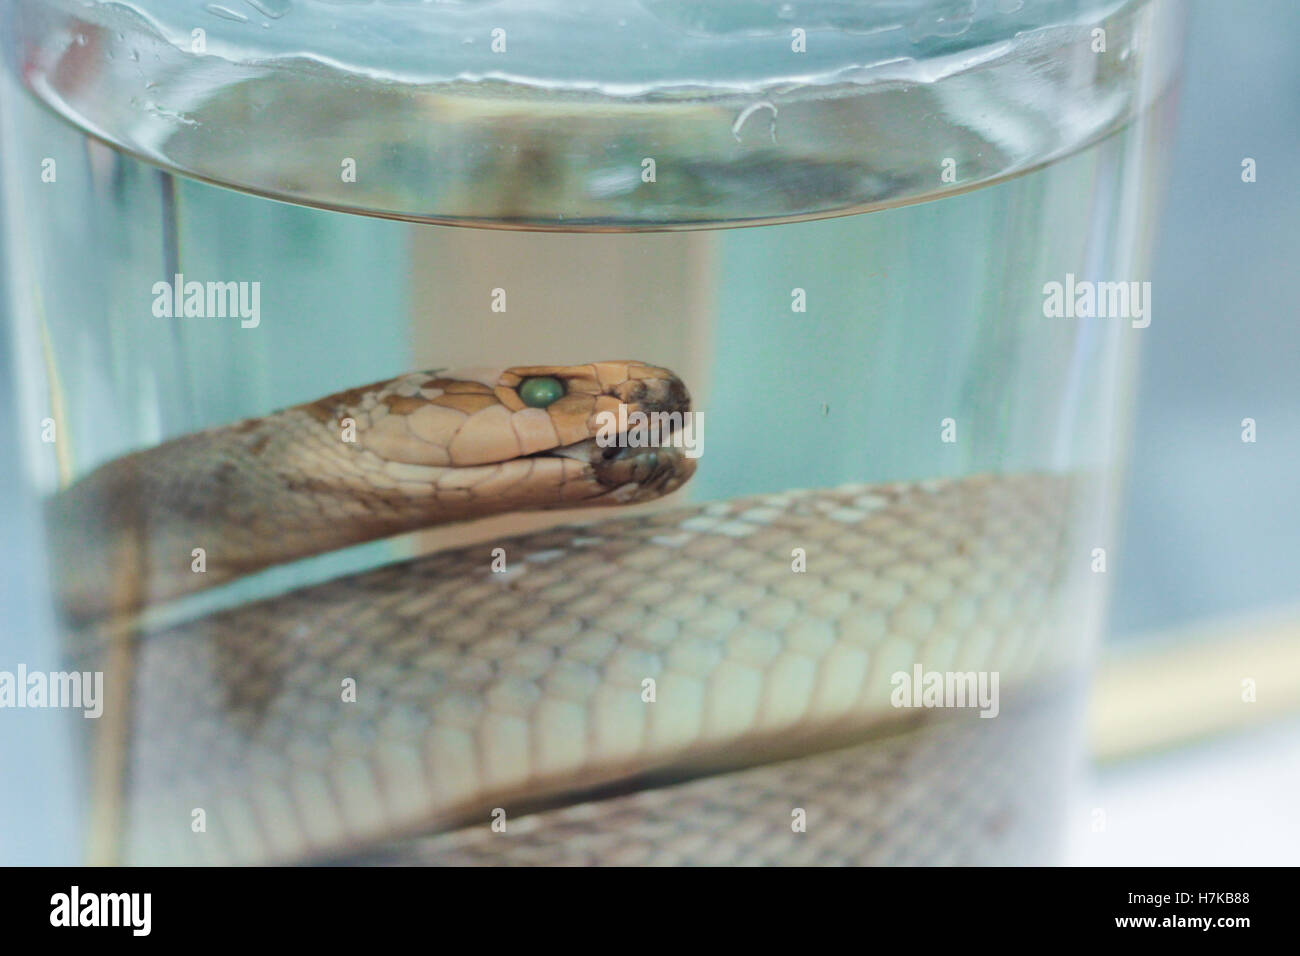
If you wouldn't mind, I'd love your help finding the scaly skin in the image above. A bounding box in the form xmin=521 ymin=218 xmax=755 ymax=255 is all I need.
xmin=68 ymin=476 xmax=1078 ymax=865
xmin=52 ymin=361 xmax=1087 ymax=865
xmin=49 ymin=362 xmax=694 ymax=623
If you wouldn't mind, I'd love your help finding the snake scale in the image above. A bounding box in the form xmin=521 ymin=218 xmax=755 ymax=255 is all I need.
xmin=54 ymin=361 xmax=1086 ymax=865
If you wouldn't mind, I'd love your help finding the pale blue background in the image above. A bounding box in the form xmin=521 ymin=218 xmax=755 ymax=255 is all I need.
xmin=1107 ymin=0 xmax=1300 ymax=635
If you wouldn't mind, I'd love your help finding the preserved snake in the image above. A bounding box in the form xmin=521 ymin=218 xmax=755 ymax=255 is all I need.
xmin=54 ymin=361 xmax=1087 ymax=865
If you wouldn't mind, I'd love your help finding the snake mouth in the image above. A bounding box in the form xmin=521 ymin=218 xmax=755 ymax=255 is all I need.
xmin=528 ymin=438 xmax=599 ymax=464
xmin=528 ymin=430 xmax=695 ymax=499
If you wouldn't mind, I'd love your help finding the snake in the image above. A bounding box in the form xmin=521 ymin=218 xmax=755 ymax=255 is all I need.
xmin=54 ymin=360 xmax=1086 ymax=865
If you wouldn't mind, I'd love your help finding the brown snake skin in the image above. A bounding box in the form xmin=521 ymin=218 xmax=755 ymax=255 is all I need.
xmin=54 ymin=362 xmax=1091 ymax=865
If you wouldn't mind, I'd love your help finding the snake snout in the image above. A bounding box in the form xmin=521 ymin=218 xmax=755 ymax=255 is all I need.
xmin=617 ymin=369 xmax=692 ymax=418
xmin=591 ymin=366 xmax=698 ymax=498
xmin=592 ymin=432 xmax=697 ymax=500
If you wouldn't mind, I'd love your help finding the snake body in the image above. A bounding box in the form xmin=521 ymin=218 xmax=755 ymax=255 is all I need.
xmin=57 ymin=362 xmax=1085 ymax=865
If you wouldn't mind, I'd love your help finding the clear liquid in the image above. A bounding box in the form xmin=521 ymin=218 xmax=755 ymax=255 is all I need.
xmin=2 ymin=45 xmax=1172 ymax=864
xmin=7 ymin=0 xmax=1181 ymax=226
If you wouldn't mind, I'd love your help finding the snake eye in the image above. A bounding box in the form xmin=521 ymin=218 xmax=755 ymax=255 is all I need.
xmin=518 ymin=376 xmax=566 ymax=409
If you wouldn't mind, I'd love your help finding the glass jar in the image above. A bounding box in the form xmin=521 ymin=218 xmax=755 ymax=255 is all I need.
xmin=0 ymin=0 xmax=1183 ymax=864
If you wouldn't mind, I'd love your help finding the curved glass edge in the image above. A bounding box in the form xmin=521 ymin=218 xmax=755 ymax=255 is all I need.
xmin=4 ymin=0 xmax=1183 ymax=229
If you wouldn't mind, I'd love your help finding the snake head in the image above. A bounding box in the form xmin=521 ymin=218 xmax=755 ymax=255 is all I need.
xmin=498 ymin=361 xmax=699 ymax=504
xmin=332 ymin=361 xmax=698 ymax=509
